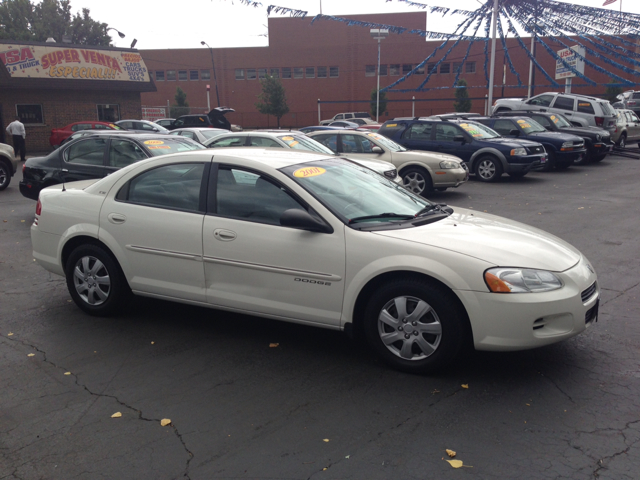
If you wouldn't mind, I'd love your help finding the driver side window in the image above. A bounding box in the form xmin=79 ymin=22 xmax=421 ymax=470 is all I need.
xmin=528 ymin=94 xmax=554 ymax=107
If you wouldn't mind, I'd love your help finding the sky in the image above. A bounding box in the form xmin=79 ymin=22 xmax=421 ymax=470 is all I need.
xmin=61 ymin=0 xmax=640 ymax=51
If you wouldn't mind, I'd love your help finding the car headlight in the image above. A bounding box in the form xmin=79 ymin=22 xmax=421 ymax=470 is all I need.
xmin=439 ymin=160 xmax=461 ymax=169
xmin=484 ymin=267 xmax=563 ymax=293
xmin=510 ymin=148 xmax=526 ymax=156
xmin=561 ymin=141 xmax=574 ymax=148
xmin=596 ymin=134 xmax=602 ymax=141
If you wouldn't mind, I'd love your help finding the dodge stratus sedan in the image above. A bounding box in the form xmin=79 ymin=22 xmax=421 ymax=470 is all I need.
xmin=31 ymin=149 xmax=599 ymax=373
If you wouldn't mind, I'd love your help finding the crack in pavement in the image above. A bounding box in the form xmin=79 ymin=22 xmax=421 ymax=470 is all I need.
xmin=600 ymin=281 xmax=640 ymax=308
xmin=2 ymin=334 xmax=194 ymax=480
xmin=589 ymin=419 xmax=640 ymax=478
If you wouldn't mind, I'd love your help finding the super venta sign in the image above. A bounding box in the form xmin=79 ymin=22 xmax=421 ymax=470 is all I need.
xmin=0 ymin=44 xmax=149 ymax=82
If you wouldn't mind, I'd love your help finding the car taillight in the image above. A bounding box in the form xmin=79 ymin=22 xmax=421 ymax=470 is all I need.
xmin=22 ymin=163 xmax=26 ymax=173
xmin=595 ymin=117 xmax=604 ymax=126
xmin=629 ymin=101 xmax=636 ymax=106
xmin=35 ymin=199 xmax=42 ymax=216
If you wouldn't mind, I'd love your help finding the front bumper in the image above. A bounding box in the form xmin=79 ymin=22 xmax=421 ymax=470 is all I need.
xmin=505 ymin=154 xmax=544 ymax=173
xmin=431 ymin=166 xmax=468 ymax=188
xmin=455 ymin=256 xmax=599 ymax=351
xmin=556 ymin=148 xmax=588 ymax=166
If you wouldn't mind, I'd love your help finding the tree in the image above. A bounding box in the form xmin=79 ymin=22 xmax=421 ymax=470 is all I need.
xmin=605 ymin=78 xmax=623 ymax=103
xmin=370 ymin=88 xmax=388 ymax=119
xmin=170 ymin=87 xmax=190 ymax=118
xmin=454 ymin=79 xmax=472 ymax=112
xmin=0 ymin=0 xmax=111 ymax=45
xmin=255 ymin=74 xmax=289 ymax=128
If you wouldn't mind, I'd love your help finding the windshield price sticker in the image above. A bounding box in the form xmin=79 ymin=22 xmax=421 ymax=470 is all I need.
xmin=293 ymin=166 xmax=327 ymax=178
xmin=520 ymin=123 xmax=531 ymax=128
xmin=459 ymin=124 xmax=483 ymax=137
xmin=282 ymin=136 xmax=294 ymax=141
xmin=144 ymin=140 xmax=164 ymax=145
xmin=148 ymin=145 xmax=171 ymax=150
xmin=551 ymin=115 xmax=559 ymax=124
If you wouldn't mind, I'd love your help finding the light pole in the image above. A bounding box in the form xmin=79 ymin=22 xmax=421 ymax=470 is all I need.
xmin=201 ymin=41 xmax=220 ymax=108
xmin=107 ymin=27 xmax=125 ymax=39
xmin=370 ymin=29 xmax=388 ymax=123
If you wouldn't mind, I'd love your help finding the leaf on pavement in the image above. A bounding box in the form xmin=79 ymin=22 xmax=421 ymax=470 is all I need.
xmin=111 ymin=412 xmax=122 ymax=418
xmin=64 ymin=372 xmax=71 ymax=375
xmin=7 ymin=333 xmax=13 ymax=336
xmin=446 ymin=459 xmax=472 ymax=468
xmin=27 ymin=353 xmax=35 ymax=357
xmin=461 ymin=384 xmax=469 ymax=389
xmin=161 ymin=418 xmax=171 ymax=426
xmin=323 ymin=439 xmax=329 ymax=442
xmin=446 ymin=449 xmax=456 ymax=457
xmin=269 ymin=343 xmax=279 ymax=348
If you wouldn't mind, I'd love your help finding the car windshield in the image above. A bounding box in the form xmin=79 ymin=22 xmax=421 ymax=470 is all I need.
xmin=548 ymin=114 xmax=572 ymax=128
xmin=109 ymin=124 xmax=124 ymax=130
xmin=366 ymin=132 xmax=407 ymax=151
xmin=201 ymin=129 xmax=226 ymax=139
xmin=515 ymin=119 xmax=546 ymax=134
xmin=282 ymin=158 xmax=432 ymax=227
xmin=458 ymin=121 xmax=500 ymax=139
xmin=278 ymin=135 xmax=335 ymax=154
xmin=142 ymin=139 xmax=204 ymax=156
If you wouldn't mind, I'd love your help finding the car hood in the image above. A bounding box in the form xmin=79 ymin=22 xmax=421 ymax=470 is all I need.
xmin=482 ymin=137 xmax=542 ymax=148
xmin=349 ymin=157 xmax=395 ymax=173
xmin=561 ymin=126 xmax=610 ymax=138
xmin=372 ymin=207 xmax=581 ymax=271
xmin=393 ymin=150 xmax=463 ymax=164
xmin=527 ymin=131 xmax=583 ymax=142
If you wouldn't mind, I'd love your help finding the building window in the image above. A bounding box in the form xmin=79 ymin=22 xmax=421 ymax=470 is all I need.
xmin=305 ymin=67 xmax=315 ymax=78
xmin=416 ymin=64 xmax=425 ymax=75
xmin=402 ymin=64 xmax=412 ymax=75
xmin=365 ymin=65 xmax=376 ymax=77
xmin=96 ymin=104 xmax=120 ymax=122
xmin=16 ymin=104 xmax=43 ymax=124
xmin=390 ymin=64 xmax=400 ymax=76
xmin=247 ymin=68 xmax=257 ymax=80
xmin=427 ymin=63 xmax=437 ymax=74
xmin=155 ymin=70 xmax=165 ymax=81
xmin=465 ymin=62 xmax=476 ymax=73
xmin=329 ymin=66 xmax=339 ymax=78
xmin=166 ymin=70 xmax=176 ymax=81
xmin=282 ymin=67 xmax=292 ymax=79
xmin=258 ymin=68 xmax=267 ymax=79
xmin=453 ymin=62 xmax=463 ymax=74
xmin=293 ymin=67 xmax=303 ymax=79
xmin=270 ymin=68 xmax=279 ymax=78
xmin=189 ymin=70 xmax=199 ymax=80
xmin=379 ymin=64 xmax=387 ymax=76
xmin=200 ymin=70 xmax=211 ymax=80
xmin=317 ymin=66 xmax=327 ymax=78
xmin=440 ymin=63 xmax=451 ymax=74
xmin=178 ymin=70 xmax=188 ymax=81
xmin=235 ymin=69 xmax=245 ymax=80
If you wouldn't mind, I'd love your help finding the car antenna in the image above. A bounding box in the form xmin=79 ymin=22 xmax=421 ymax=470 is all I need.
xmin=62 ymin=179 xmax=66 ymax=191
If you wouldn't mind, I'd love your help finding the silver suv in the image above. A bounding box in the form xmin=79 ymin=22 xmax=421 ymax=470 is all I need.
xmin=0 ymin=142 xmax=18 ymax=191
xmin=615 ymin=91 xmax=640 ymax=115
xmin=492 ymin=92 xmax=617 ymax=132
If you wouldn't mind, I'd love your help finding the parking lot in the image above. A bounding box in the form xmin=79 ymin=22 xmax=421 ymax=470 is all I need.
xmin=1 ymin=154 xmax=640 ymax=479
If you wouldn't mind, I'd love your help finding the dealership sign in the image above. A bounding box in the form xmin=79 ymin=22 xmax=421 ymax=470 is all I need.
xmin=555 ymin=45 xmax=586 ymax=80
xmin=0 ymin=44 xmax=149 ymax=82
xmin=142 ymin=107 xmax=167 ymax=120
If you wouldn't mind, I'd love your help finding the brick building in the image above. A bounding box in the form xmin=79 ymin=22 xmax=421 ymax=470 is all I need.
xmin=0 ymin=40 xmax=155 ymax=152
xmin=140 ymin=12 xmax=638 ymax=129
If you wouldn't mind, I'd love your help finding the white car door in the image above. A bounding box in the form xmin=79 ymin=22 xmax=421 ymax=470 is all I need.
xmin=99 ymin=162 xmax=209 ymax=302
xmin=202 ymin=164 xmax=346 ymax=326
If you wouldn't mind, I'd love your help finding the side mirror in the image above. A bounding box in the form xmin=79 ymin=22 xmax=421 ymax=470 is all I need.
xmin=453 ymin=135 xmax=465 ymax=143
xmin=509 ymin=129 xmax=520 ymax=137
xmin=280 ymin=209 xmax=333 ymax=233
xmin=152 ymin=127 xmax=158 ymax=132
xmin=371 ymin=146 xmax=383 ymax=153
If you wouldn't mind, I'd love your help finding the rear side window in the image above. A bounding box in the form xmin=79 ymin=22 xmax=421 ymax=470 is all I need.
xmin=577 ymin=101 xmax=595 ymax=114
xmin=553 ymin=96 xmax=575 ymax=111
xmin=632 ymin=93 xmax=640 ymax=99
xmin=65 ymin=138 xmax=107 ymax=165
xmin=71 ymin=123 xmax=92 ymax=132
xmin=403 ymin=123 xmax=432 ymax=140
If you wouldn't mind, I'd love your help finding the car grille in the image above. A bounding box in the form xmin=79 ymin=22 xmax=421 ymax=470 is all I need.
xmin=581 ymin=281 xmax=598 ymax=303
xmin=528 ymin=146 xmax=545 ymax=154
xmin=585 ymin=301 xmax=599 ymax=324
xmin=384 ymin=169 xmax=397 ymax=178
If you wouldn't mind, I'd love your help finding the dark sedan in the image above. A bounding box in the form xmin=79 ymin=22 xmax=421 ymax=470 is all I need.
xmin=19 ymin=133 xmax=203 ymax=200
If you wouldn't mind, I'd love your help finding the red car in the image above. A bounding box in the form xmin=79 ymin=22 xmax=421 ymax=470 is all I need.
xmin=49 ymin=122 xmax=122 ymax=147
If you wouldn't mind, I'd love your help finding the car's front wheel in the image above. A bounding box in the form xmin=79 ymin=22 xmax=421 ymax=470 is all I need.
xmin=0 ymin=160 xmax=11 ymax=191
xmin=401 ymin=166 xmax=433 ymax=196
xmin=475 ymin=156 xmax=503 ymax=182
xmin=363 ymin=279 xmax=468 ymax=374
xmin=65 ymin=244 xmax=130 ymax=316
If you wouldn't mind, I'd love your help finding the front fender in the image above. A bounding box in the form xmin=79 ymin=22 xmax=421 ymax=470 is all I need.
xmin=469 ymin=148 xmax=508 ymax=171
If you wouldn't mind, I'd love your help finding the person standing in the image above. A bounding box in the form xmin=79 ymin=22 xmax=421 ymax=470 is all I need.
xmin=6 ymin=116 xmax=26 ymax=161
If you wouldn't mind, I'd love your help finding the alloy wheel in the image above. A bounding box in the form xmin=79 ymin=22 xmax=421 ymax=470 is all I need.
xmin=403 ymin=172 xmax=426 ymax=194
xmin=72 ymin=255 xmax=111 ymax=306
xmin=477 ymin=159 xmax=496 ymax=180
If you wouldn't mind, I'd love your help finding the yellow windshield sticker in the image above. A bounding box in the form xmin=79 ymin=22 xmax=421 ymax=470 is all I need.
xmin=578 ymin=102 xmax=590 ymax=107
xmin=282 ymin=136 xmax=294 ymax=141
xmin=517 ymin=119 xmax=525 ymax=123
xmin=459 ymin=123 xmax=468 ymax=127
xmin=386 ymin=123 xmax=397 ymax=127
xmin=289 ymin=140 xmax=299 ymax=147
xmin=144 ymin=140 xmax=164 ymax=145
xmin=293 ymin=166 xmax=326 ymax=178
xmin=148 ymin=145 xmax=171 ymax=150
xmin=520 ymin=123 xmax=531 ymax=128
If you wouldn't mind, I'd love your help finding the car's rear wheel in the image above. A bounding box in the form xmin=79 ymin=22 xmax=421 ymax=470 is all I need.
xmin=401 ymin=166 xmax=433 ymax=196
xmin=591 ymin=154 xmax=607 ymax=162
xmin=619 ymin=134 xmax=627 ymax=148
xmin=0 ymin=160 xmax=11 ymax=191
xmin=475 ymin=156 xmax=503 ymax=182
xmin=65 ymin=244 xmax=130 ymax=316
xmin=363 ymin=279 xmax=468 ymax=374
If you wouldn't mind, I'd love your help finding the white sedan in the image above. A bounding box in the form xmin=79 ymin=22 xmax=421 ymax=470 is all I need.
xmin=31 ymin=149 xmax=599 ymax=373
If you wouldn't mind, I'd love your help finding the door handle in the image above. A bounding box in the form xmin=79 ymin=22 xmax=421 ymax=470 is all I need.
xmin=213 ymin=228 xmax=236 ymax=241
xmin=61 ymin=168 xmax=69 ymax=172
xmin=107 ymin=213 xmax=126 ymax=224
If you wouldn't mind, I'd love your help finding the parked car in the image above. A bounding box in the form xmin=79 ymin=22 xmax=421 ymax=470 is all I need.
xmin=203 ymin=131 xmax=401 ymax=183
xmin=20 ymin=133 xmax=203 ymax=200
xmin=168 ymin=107 xmax=240 ymax=132
xmin=491 ymin=111 xmax=613 ymax=164
xmin=307 ymin=129 xmax=468 ymax=195
xmin=30 ymin=148 xmax=600 ymax=374
xmin=320 ymin=112 xmax=372 ymax=126
xmin=116 ymin=119 xmax=170 ymax=134
xmin=49 ymin=122 xmax=123 ymax=147
xmin=492 ymin=92 xmax=617 ymax=132
xmin=0 ymin=142 xmax=18 ymax=191
xmin=615 ymin=90 xmax=640 ymax=115
xmin=58 ymin=129 xmax=135 ymax=148
xmin=298 ymin=126 xmax=345 ymax=134
xmin=153 ymin=118 xmax=175 ymax=128
xmin=328 ymin=120 xmax=360 ymax=129
xmin=356 ymin=124 xmax=382 ymax=132
xmin=612 ymin=109 xmax=640 ymax=148
xmin=378 ymin=117 xmax=547 ymax=182
xmin=473 ymin=116 xmax=587 ymax=170
xmin=169 ymin=127 xmax=229 ymax=144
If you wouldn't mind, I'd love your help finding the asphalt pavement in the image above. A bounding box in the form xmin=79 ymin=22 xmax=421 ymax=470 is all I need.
xmin=1 ymin=154 xmax=639 ymax=480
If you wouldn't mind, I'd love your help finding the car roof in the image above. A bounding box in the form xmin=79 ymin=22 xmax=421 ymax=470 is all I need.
xmin=171 ymin=127 xmax=228 ymax=132
xmin=213 ymin=131 xmax=305 ymax=138
xmin=206 ymin=147 xmax=335 ymax=168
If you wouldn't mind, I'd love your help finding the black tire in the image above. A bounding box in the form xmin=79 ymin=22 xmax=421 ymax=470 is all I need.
xmin=591 ymin=154 xmax=607 ymax=162
xmin=618 ymin=134 xmax=627 ymax=148
xmin=0 ymin=160 xmax=11 ymax=191
xmin=575 ymin=152 xmax=590 ymax=165
xmin=474 ymin=155 xmax=503 ymax=182
xmin=400 ymin=166 xmax=433 ymax=197
xmin=65 ymin=244 xmax=131 ymax=316
xmin=555 ymin=163 xmax=572 ymax=171
xmin=508 ymin=171 xmax=527 ymax=178
xmin=363 ymin=278 xmax=468 ymax=374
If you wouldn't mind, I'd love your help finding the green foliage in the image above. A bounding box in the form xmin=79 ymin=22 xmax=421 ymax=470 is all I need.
xmin=170 ymin=87 xmax=190 ymax=118
xmin=370 ymin=88 xmax=388 ymax=119
xmin=605 ymin=78 xmax=623 ymax=103
xmin=0 ymin=0 xmax=111 ymax=45
xmin=255 ymin=74 xmax=290 ymax=128
xmin=454 ymin=79 xmax=472 ymax=112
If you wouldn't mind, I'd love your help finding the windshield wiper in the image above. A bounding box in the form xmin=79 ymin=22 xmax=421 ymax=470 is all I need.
xmin=414 ymin=204 xmax=443 ymax=217
xmin=349 ymin=213 xmax=415 ymax=224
